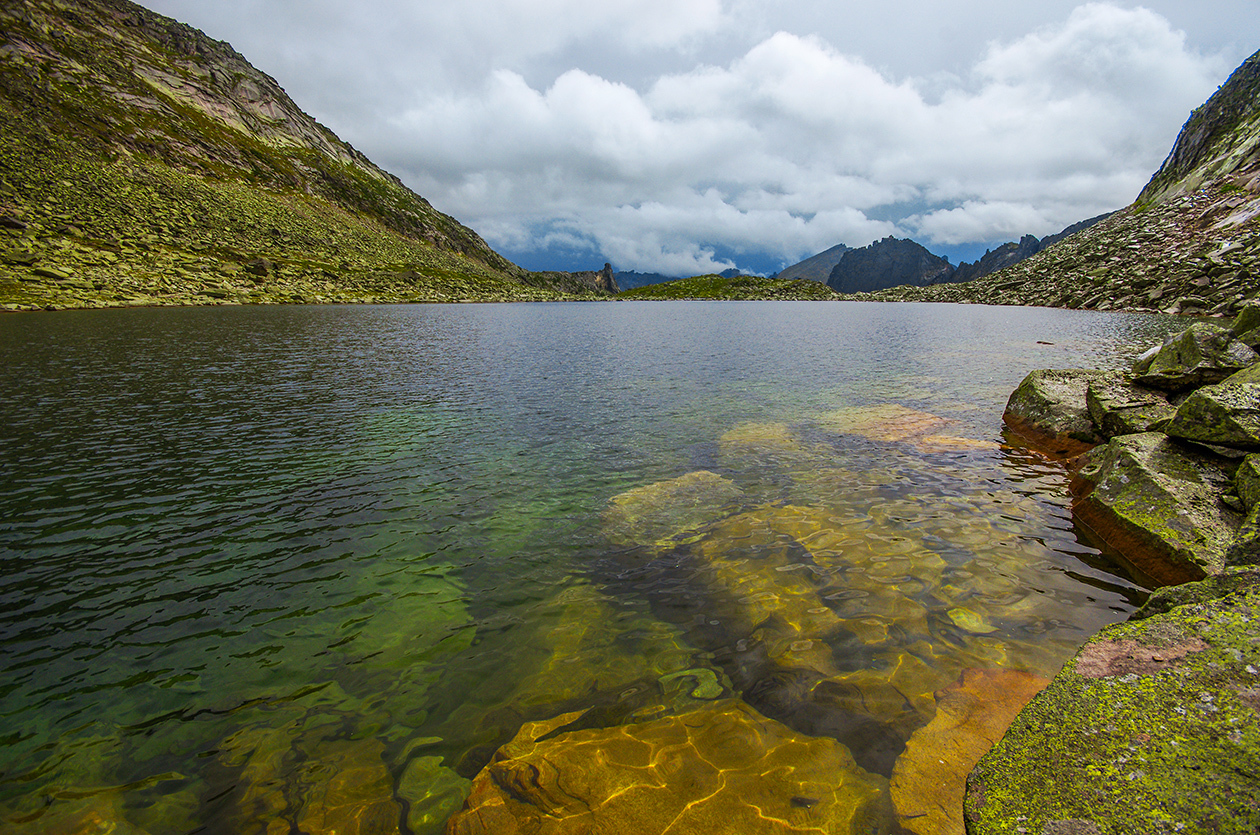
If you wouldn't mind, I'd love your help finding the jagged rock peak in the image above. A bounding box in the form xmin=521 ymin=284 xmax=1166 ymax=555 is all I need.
xmin=826 ymin=236 xmax=953 ymax=294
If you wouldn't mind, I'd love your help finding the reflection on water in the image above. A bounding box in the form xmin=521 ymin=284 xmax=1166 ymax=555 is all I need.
xmin=0 ymin=301 xmax=1184 ymax=833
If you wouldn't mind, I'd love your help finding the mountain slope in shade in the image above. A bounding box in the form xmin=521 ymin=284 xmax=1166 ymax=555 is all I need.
xmin=0 ymin=0 xmax=605 ymax=310
xmin=776 ymin=243 xmax=850 ymax=283
xmin=826 ymin=237 xmax=953 ymax=293
xmin=843 ymin=49 xmax=1260 ymax=315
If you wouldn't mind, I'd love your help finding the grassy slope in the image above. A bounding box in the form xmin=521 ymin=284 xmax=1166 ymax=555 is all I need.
xmin=0 ymin=0 xmax=602 ymax=310
xmin=617 ymin=274 xmax=843 ymax=301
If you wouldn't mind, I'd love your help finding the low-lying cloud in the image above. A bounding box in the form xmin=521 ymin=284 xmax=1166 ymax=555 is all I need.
xmin=151 ymin=0 xmax=1234 ymax=274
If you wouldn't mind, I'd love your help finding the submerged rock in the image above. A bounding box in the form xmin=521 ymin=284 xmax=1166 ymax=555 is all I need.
xmin=964 ymin=574 xmax=1260 ymax=834
xmin=818 ymin=403 xmax=952 ymax=444
xmin=1070 ymin=432 xmax=1241 ymax=585
xmin=890 ymin=668 xmax=1049 ymax=835
xmin=1132 ymin=322 xmax=1258 ymax=392
xmin=1084 ymin=372 xmax=1175 ymax=438
xmin=1002 ymin=369 xmax=1107 ymax=457
xmin=445 ymin=700 xmax=895 ymax=835
xmin=602 ymin=470 xmax=744 ymax=550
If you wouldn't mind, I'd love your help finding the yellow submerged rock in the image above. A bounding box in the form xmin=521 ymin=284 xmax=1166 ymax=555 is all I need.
xmin=603 ymin=470 xmax=745 ymax=549
xmin=818 ymin=404 xmax=952 ymax=443
xmin=446 ymin=700 xmax=894 ymax=835
xmin=889 ymin=668 xmax=1049 ymax=835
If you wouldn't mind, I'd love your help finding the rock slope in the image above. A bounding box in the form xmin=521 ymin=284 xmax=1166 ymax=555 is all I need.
xmin=843 ymin=50 xmax=1260 ymax=316
xmin=0 ymin=0 xmax=605 ymax=310
xmin=976 ymin=309 xmax=1260 ymax=832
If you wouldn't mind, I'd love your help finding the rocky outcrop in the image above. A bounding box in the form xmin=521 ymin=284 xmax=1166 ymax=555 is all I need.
xmin=971 ymin=309 xmax=1260 ymax=834
xmin=776 ymin=243 xmax=851 ymax=283
xmin=1139 ymin=50 xmax=1260 ymax=204
xmin=965 ymin=568 xmax=1260 ymax=834
xmin=445 ymin=701 xmax=895 ymax=835
xmin=1003 ymin=306 xmax=1260 ymax=585
xmin=949 ymin=236 xmax=1041 ymax=285
xmin=1070 ymin=432 xmax=1241 ymax=585
xmin=826 ymin=237 xmax=954 ymax=294
xmin=1085 ymin=372 xmax=1176 ymax=438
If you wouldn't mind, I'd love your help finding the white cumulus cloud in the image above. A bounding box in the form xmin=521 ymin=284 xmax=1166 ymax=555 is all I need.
xmin=147 ymin=0 xmax=1239 ymax=274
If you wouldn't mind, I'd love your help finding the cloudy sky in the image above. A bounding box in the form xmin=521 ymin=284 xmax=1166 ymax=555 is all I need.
xmin=146 ymin=0 xmax=1254 ymax=276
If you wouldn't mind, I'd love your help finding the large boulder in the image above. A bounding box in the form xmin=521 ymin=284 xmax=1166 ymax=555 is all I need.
xmin=1084 ymin=372 xmax=1176 ymax=439
xmin=964 ymin=571 xmax=1260 ymax=834
xmin=1070 ymin=433 xmax=1241 ymax=585
xmin=1164 ymin=380 xmax=1260 ymax=451
xmin=445 ymin=701 xmax=895 ymax=835
xmin=1003 ymin=369 xmax=1107 ymax=457
xmin=1132 ymin=322 xmax=1258 ymax=392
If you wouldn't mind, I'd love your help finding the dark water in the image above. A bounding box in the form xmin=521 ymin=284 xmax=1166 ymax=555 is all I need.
xmin=0 ymin=301 xmax=1185 ymax=833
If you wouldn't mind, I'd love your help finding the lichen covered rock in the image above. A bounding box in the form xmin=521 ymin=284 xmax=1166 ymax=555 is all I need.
xmin=1132 ymin=322 xmax=1258 ymax=392
xmin=1002 ymin=369 xmax=1107 ymax=457
xmin=445 ymin=700 xmax=895 ymax=835
xmin=1070 ymin=432 xmax=1241 ymax=584
xmin=964 ymin=576 xmax=1260 ymax=834
xmin=1165 ymin=380 xmax=1260 ymax=451
xmin=1084 ymin=372 xmax=1175 ymax=438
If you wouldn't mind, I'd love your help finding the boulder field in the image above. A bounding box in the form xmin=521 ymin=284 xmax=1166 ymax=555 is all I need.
xmin=985 ymin=304 xmax=1260 ymax=833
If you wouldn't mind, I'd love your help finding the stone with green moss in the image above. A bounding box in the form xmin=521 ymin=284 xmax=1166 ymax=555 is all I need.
xmin=1133 ymin=322 xmax=1259 ymax=392
xmin=964 ymin=576 xmax=1260 ymax=834
xmin=1165 ymin=380 xmax=1260 ymax=451
xmin=1070 ymin=432 xmax=1241 ymax=585
xmin=1084 ymin=371 xmax=1175 ymax=439
xmin=1003 ymin=369 xmax=1108 ymax=457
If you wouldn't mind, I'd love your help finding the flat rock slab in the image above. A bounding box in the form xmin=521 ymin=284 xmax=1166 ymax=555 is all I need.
xmin=1003 ymin=369 xmax=1107 ymax=457
xmin=1133 ymin=321 xmax=1258 ymax=392
xmin=1165 ymin=380 xmax=1260 ymax=451
xmin=1084 ymin=371 xmax=1175 ymax=438
xmin=964 ymin=573 xmax=1260 ymax=834
xmin=1070 ymin=433 xmax=1241 ymax=585
xmin=890 ymin=668 xmax=1048 ymax=835
xmin=602 ymin=470 xmax=745 ymax=550
xmin=446 ymin=701 xmax=894 ymax=835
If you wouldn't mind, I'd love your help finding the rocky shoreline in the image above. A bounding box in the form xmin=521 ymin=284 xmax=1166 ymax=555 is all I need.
xmin=974 ymin=306 xmax=1260 ymax=833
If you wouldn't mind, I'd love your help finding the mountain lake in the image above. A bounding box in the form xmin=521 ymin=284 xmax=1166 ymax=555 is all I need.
xmin=0 ymin=301 xmax=1190 ymax=833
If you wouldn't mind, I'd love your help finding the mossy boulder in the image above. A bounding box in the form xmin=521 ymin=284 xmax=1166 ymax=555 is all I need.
xmin=964 ymin=574 xmax=1260 ymax=834
xmin=1003 ymin=369 xmax=1108 ymax=457
xmin=445 ymin=701 xmax=895 ymax=835
xmin=1132 ymin=322 xmax=1259 ymax=392
xmin=1070 ymin=433 xmax=1241 ymax=585
xmin=1085 ymin=372 xmax=1176 ymax=439
xmin=1165 ymin=380 xmax=1260 ymax=451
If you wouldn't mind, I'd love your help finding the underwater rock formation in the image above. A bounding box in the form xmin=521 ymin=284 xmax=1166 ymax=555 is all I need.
xmin=445 ymin=701 xmax=895 ymax=835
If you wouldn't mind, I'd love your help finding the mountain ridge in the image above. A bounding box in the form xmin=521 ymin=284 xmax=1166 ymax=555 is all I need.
xmin=0 ymin=0 xmax=607 ymax=310
xmin=840 ymin=48 xmax=1260 ymax=314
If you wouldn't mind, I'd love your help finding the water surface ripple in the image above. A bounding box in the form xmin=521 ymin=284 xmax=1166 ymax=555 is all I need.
xmin=0 ymin=301 xmax=1185 ymax=833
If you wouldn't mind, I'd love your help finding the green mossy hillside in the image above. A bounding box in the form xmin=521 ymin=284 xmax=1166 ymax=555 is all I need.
xmin=0 ymin=0 xmax=603 ymax=309
xmin=617 ymin=274 xmax=842 ymax=301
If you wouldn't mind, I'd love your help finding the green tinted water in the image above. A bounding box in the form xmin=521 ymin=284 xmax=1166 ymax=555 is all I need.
xmin=0 ymin=302 xmax=1185 ymax=833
